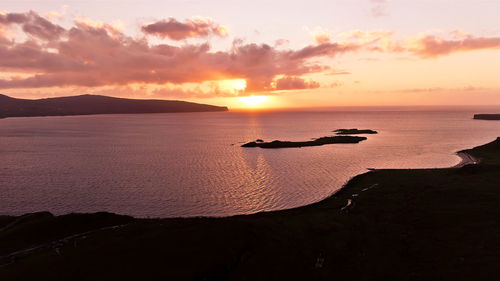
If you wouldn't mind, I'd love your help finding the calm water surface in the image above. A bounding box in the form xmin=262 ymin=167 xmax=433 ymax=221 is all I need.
xmin=2 ymin=108 xmax=500 ymax=217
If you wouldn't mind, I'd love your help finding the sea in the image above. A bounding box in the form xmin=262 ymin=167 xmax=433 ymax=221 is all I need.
xmin=2 ymin=107 xmax=500 ymax=218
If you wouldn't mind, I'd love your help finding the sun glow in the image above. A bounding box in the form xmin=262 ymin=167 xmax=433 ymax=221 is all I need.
xmin=237 ymin=95 xmax=269 ymax=108
xmin=232 ymin=79 xmax=247 ymax=91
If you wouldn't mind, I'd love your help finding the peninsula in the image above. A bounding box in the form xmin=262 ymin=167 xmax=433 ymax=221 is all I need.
xmin=242 ymin=135 xmax=367 ymax=148
xmin=0 ymin=94 xmax=228 ymax=118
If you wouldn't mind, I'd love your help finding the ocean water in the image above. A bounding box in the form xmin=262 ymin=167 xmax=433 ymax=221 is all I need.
xmin=2 ymin=108 xmax=500 ymax=218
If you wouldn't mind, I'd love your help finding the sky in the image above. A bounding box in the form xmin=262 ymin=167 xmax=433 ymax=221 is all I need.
xmin=1 ymin=0 xmax=500 ymax=109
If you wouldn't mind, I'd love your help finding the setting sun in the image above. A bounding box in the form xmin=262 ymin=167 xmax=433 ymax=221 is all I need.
xmin=237 ymin=95 xmax=269 ymax=107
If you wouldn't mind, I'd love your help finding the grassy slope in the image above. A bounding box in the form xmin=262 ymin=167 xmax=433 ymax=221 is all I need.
xmin=1 ymin=138 xmax=500 ymax=280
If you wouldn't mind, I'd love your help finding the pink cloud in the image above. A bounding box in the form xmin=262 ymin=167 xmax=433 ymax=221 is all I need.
xmin=370 ymin=0 xmax=388 ymax=17
xmin=407 ymin=34 xmax=500 ymax=58
xmin=2 ymin=11 xmax=499 ymax=99
xmin=395 ymin=86 xmax=487 ymax=93
xmin=0 ymin=11 xmax=65 ymax=40
xmin=141 ymin=17 xmax=228 ymax=40
xmin=340 ymin=29 xmax=500 ymax=58
xmin=0 ymin=12 xmax=361 ymax=94
xmin=274 ymin=76 xmax=320 ymax=90
xmin=0 ymin=12 xmax=28 ymax=24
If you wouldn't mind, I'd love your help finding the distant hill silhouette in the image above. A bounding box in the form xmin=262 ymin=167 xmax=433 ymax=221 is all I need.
xmin=0 ymin=94 xmax=228 ymax=118
xmin=474 ymin=114 xmax=500 ymax=120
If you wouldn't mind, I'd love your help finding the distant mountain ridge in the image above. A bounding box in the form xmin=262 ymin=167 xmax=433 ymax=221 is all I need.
xmin=0 ymin=94 xmax=228 ymax=118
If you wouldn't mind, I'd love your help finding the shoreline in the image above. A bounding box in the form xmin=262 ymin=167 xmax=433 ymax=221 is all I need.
xmin=318 ymin=147 xmax=482 ymax=210
xmin=0 ymin=143 xmax=485 ymax=220
xmin=0 ymin=110 xmax=229 ymax=120
xmin=454 ymin=151 xmax=481 ymax=168
xmin=1 ymin=138 xmax=500 ymax=280
xmin=0 ymin=141 xmax=487 ymax=222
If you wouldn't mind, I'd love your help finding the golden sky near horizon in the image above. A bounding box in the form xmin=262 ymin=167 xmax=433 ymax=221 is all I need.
xmin=1 ymin=0 xmax=500 ymax=109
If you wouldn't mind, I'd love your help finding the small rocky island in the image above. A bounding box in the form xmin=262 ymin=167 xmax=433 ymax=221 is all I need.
xmin=474 ymin=114 xmax=500 ymax=120
xmin=334 ymin=128 xmax=378 ymax=135
xmin=242 ymin=136 xmax=367 ymax=148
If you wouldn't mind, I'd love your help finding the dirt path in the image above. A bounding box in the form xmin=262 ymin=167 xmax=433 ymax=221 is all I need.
xmin=0 ymin=223 xmax=130 ymax=267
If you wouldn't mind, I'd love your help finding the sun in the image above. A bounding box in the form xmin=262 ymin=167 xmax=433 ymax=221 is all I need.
xmin=237 ymin=96 xmax=269 ymax=107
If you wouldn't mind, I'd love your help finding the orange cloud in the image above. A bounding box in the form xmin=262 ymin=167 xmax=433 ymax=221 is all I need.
xmin=311 ymin=28 xmax=331 ymax=44
xmin=141 ymin=17 xmax=229 ymax=40
xmin=3 ymin=11 xmax=499 ymax=99
xmin=0 ymin=12 xmax=361 ymax=94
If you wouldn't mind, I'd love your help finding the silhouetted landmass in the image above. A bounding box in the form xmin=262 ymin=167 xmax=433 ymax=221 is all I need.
xmin=0 ymin=94 xmax=228 ymax=118
xmin=474 ymin=114 xmax=500 ymax=120
xmin=242 ymin=136 xmax=367 ymax=148
xmin=334 ymin=128 xmax=378 ymax=135
xmin=1 ymin=139 xmax=500 ymax=280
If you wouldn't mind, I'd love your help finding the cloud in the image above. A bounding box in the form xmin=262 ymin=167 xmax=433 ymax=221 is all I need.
xmin=406 ymin=34 xmax=500 ymax=57
xmin=273 ymin=76 xmax=320 ymax=90
xmin=0 ymin=12 xmax=28 ymax=24
xmin=274 ymin=38 xmax=290 ymax=47
xmin=337 ymin=29 xmax=500 ymax=58
xmin=0 ymin=12 xmax=362 ymax=94
xmin=45 ymin=11 xmax=63 ymax=21
xmin=326 ymin=70 xmax=351 ymax=75
xmin=45 ymin=5 xmax=69 ymax=21
xmin=288 ymin=42 xmax=359 ymax=60
xmin=339 ymin=30 xmax=393 ymax=43
xmin=90 ymin=84 xmax=239 ymax=99
xmin=311 ymin=28 xmax=331 ymax=44
xmin=141 ymin=17 xmax=229 ymax=40
xmin=329 ymin=81 xmax=344 ymax=88
xmin=363 ymin=85 xmax=489 ymax=95
xmin=2 ymin=11 xmax=499 ymax=99
xmin=151 ymin=85 xmax=238 ymax=99
xmin=314 ymin=33 xmax=331 ymax=44
xmin=370 ymin=0 xmax=388 ymax=17
xmin=0 ymin=11 xmax=65 ymax=40
xmin=395 ymin=86 xmax=487 ymax=93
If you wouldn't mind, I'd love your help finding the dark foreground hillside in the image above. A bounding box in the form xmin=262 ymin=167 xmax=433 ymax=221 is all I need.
xmin=0 ymin=94 xmax=228 ymax=118
xmin=1 ymin=139 xmax=500 ymax=280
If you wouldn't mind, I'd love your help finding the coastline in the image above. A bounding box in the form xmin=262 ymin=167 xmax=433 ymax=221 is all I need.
xmin=0 ymin=143 xmax=479 ymax=219
xmin=1 ymin=138 xmax=500 ymax=280
xmin=0 ymin=110 xmax=228 ymax=120
xmin=0 ymin=94 xmax=229 ymax=119
xmin=0 ymin=140 xmax=490 ymax=225
xmin=454 ymin=151 xmax=481 ymax=168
